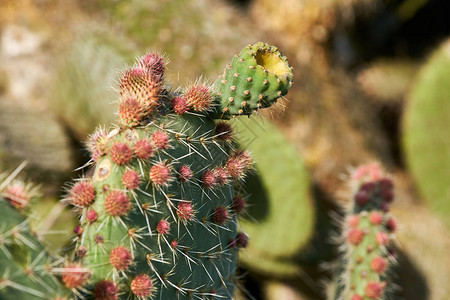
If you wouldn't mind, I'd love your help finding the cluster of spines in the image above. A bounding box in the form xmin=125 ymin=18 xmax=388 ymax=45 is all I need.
xmin=339 ymin=163 xmax=397 ymax=300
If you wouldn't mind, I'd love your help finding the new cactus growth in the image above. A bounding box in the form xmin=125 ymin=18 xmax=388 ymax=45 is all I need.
xmin=65 ymin=43 xmax=293 ymax=299
xmin=334 ymin=163 xmax=397 ymax=300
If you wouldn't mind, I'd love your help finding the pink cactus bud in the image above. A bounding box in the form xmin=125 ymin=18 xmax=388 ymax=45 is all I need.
xmin=149 ymin=163 xmax=171 ymax=186
xmin=152 ymin=131 xmax=169 ymax=150
xmin=110 ymin=142 xmax=132 ymax=165
xmin=178 ymin=165 xmax=193 ymax=182
xmin=122 ymin=170 xmax=140 ymax=190
xmin=347 ymin=215 xmax=360 ymax=228
xmin=369 ymin=211 xmax=383 ymax=225
xmin=375 ymin=231 xmax=389 ymax=246
xmin=86 ymin=209 xmax=98 ymax=223
xmin=364 ymin=282 xmax=384 ymax=299
xmin=202 ymin=169 xmax=217 ymax=188
xmin=346 ymin=228 xmax=364 ymax=245
xmin=232 ymin=196 xmax=246 ymax=214
xmin=225 ymin=150 xmax=252 ymax=179
xmin=177 ymin=202 xmax=194 ymax=221
xmin=109 ymin=246 xmax=132 ymax=271
xmin=171 ymin=96 xmax=188 ymax=114
xmin=3 ymin=185 xmax=29 ymax=209
xmin=352 ymin=163 xmax=383 ymax=182
xmin=215 ymin=122 xmax=233 ymax=141
xmin=70 ymin=181 xmax=95 ymax=207
xmin=156 ymin=219 xmax=170 ymax=235
xmin=134 ymin=139 xmax=154 ymax=159
xmin=212 ymin=206 xmax=229 ymax=225
xmin=350 ymin=295 xmax=363 ymax=300
xmin=93 ymin=280 xmax=118 ymax=300
xmin=170 ymin=240 xmax=178 ymax=248
xmin=104 ymin=190 xmax=131 ymax=216
xmin=61 ymin=263 xmax=90 ymax=289
xmin=138 ymin=53 xmax=165 ymax=77
xmin=185 ymin=84 xmax=213 ymax=111
xmin=131 ymin=274 xmax=153 ymax=297
xmin=370 ymin=256 xmax=387 ymax=273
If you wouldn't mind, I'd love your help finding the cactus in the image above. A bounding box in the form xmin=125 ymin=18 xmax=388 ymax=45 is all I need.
xmin=402 ymin=39 xmax=450 ymax=228
xmin=62 ymin=43 xmax=293 ymax=299
xmin=333 ymin=163 xmax=397 ymax=300
xmin=0 ymin=168 xmax=69 ymax=299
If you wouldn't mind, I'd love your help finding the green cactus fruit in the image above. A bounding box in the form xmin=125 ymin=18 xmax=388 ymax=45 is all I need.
xmin=0 ymin=172 xmax=69 ymax=300
xmin=212 ymin=42 xmax=294 ymax=119
xmin=66 ymin=43 xmax=293 ymax=299
xmin=402 ymin=39 xmax=450 ymax=228
xmin=231 ymin=117 xmax=313 ymax=276
xmin=334 ymin=163 xmax=397 ymax=300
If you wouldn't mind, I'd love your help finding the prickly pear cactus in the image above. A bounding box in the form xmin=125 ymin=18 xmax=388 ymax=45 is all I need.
xmin=0 ymin=171 xmax=69 ymax=299
xmin=334 ymin=163 xmax=397 ymax=300
xmin=65 ymin=43 xmax=293 ymax=299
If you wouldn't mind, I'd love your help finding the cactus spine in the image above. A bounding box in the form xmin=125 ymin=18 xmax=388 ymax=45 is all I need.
xmin=335 ymin=163 xmax=397 ymax=300
xmin=64 ymin=43 xmax=293 ymax=299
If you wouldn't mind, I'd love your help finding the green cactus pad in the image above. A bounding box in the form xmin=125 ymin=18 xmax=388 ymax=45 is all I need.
xmin=402 ymin=39 xmax=450 ymax=228
xmin=212 ymin=42 xmax=294 ymax=119
xmin=0 ymin=198 xmax=68 ymax=299
xmin=233 ymin=117 xmax=314 ymax=275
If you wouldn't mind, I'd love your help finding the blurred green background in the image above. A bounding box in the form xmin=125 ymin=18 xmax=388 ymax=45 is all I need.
xmin=1 ymin=0 xmax=450 ymax=299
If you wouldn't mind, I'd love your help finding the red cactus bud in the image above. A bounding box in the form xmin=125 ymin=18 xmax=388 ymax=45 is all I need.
xmin=232 ymin=196 xmax=246 ymax=214
xmin=134 ymin=139 xmax=154 ymax=159
xmin=70 ymin=181 xmax=95 ymax=207
xmin=152 ymin=131 xmax=169 ymax=150
xmin=375 ymin=231 xmax=389 ymax=246
xmin=73 ymin=225 xmax=83 ymax=236
xmin=3 ymin=185 xmax=29 ymax=209
xmin=350 ymin=295 xmax=363 ymax=300
xmin=171 ymin=96 xmax=188 ymax=114
xmin=364 ymin=282 xmax=384 ymax=299
xmin=354 ymin=190 xmax=369 ymax=206
xmin=370 ymin=256 xmax=387 ymax=273
xmin=202 ymin=169 xmax=217 ymax=188
xmin=386 ymin=217 xmax=397 ymax=232
xmin=178 ymin=165 xmax=193 ymax=182
xmin=110 ymin=142 xmax=132 ymax=165
xmin=104 ymin=190 xmax=131 ymax=216
xmin=212 ymin=206 xmax=229 ymax=225
xmin=369 ymin=211 xmax=383 ymax=225
xmin=215 ymin=122 xmax=233 ymax=141
xmin=122 ymin=170 xmax=140 ymax=190
xmin=131 ymin=274 xmax=153 ymax=297
xmin=138 ymin=53 xmax=165 ymax=77
xmin=225 ymin=150 xmax=252 ymax=179
xmin=156 ymin=219 xmax=170 ymax=235
xmin=346 ymin=228 xmax=364 ymax=245
xmin=177 ymin=202 xmax=194 ymax=221
xmin=118 ymin=97 xmax=144 ymax=126
xmin=170 ymin=240 xmax=178 ymax=248
xmin=347 ymin=215 xmax=360 ymax=228
xmin=109 ymin=246 xmax=132 ymax=271
xmin=236 ymin=232 xmax=248 ymax=248
xmin=61 ymin=263 xmax=90 ymax=289
xmin=93 ymin=280 xmax=118 ymax=300
xmin=86 ymin=209 xmax=98 ymax=223
xmin=185 ymin=84 xmax=213 ymax=111
xmin=149 ymin=163 xmax=171 ymax=186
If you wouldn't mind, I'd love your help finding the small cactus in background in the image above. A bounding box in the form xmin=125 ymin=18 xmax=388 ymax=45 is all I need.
xmin=0 ymin=168 xmax=70 ymax=299
xmin=333 ymin=163 xmax=397 ymax=300
xmin=64 ymin=42 xmax=293 ymax=299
